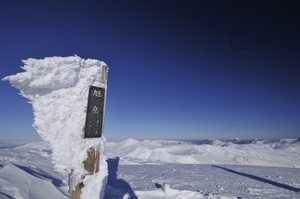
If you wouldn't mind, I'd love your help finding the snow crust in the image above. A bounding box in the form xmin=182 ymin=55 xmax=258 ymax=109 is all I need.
xmin=2 ymin=56 xmax=108 ymax=199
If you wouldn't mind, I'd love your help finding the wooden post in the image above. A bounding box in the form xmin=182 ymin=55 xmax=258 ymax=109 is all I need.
xmin=70 ymin=66 xmax=108 ymax=199
xmin=70 ymin=148 xmax=100 ymax=199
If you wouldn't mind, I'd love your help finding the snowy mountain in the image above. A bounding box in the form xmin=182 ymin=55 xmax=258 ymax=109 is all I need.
xmin=1 ymin=138 xmax=300 ymax=198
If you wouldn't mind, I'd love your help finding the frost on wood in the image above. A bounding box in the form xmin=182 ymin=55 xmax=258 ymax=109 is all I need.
xmin=2 ymin=55 xmax=108 ymax=199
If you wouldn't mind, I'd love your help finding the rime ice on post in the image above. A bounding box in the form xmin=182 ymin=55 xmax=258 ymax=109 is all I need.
xmin=2 ymin=56 xmax=109 ymax=199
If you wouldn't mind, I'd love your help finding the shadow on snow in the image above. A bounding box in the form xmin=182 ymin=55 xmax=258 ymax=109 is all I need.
xmin=0 ymin=192 xmax=15 ymax=199
xmin=104 ymin=157 xmax=138 ymax=199
xmin=212 ymin=165 xmax=300 ymax=192
xmin=13 ymin=164 xmax=64 ymax=187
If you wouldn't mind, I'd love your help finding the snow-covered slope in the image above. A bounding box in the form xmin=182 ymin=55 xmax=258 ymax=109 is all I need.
xmin=0 ymin=141 xmax=68 ymax=199
xmin=0 ymin=164 xmax=66 ymax=199
xmin=105 ymin=138 xmax=300 ymax=168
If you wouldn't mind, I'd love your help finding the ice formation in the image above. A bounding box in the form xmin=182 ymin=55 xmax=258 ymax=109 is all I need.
xmin=2 ymin=55 xmax=108 ymax=199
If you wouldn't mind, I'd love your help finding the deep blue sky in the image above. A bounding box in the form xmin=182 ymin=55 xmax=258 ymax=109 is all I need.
xmin=1 ymin=0 xmax=299 ymax=140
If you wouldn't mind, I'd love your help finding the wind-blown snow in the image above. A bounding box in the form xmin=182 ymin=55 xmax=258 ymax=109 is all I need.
xmin=2 ymin=56 xmax=108 ymax=199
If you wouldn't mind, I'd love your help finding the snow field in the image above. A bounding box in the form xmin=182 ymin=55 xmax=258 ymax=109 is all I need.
xmin=105 ymin=138 xmax=300 ymax=168
xmin=0 ymin=139 xmax=300 ymax=198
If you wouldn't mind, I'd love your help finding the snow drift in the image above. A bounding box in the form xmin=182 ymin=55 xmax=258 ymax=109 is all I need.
xmin=2 ymin=56 xmax=109 ymax=199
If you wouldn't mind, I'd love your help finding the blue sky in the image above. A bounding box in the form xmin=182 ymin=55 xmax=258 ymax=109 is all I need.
xmin=1 ymin=0 xmax=299 ymax=140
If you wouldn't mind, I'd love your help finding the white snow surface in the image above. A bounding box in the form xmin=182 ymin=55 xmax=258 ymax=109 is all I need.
xmin=105 ymin=138 xmax=300 ymax=168
xmin=2 ymin=56 xmax=108 ymax=199
xmin=0 ymin=138 xmax=300 ymax=198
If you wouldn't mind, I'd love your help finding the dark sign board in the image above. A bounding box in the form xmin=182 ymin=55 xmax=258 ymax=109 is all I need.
xmin=84 ymin=86 xmax=105 ymax=138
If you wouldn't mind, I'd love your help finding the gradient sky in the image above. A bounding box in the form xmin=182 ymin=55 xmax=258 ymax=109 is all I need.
xmin=1 ymin=0 xmax=299 ymax=140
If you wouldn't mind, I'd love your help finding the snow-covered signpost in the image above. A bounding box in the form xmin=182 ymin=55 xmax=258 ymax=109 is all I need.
xmin=70 ymin=65 xmax=108 ymax=199
xmin=3 ymin=56 xmax=109 ymax=199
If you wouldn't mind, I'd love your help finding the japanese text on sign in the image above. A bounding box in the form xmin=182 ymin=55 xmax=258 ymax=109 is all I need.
xmin=84 ymin=86 xmax=105 ymax=138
